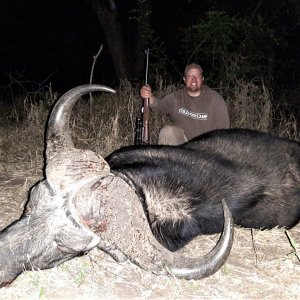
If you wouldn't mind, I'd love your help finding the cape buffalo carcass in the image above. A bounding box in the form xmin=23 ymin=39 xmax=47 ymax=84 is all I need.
xmin=0 ymin=85 xmax=234 ymax=287
xmin=107 ymin=128 xmax=300 ymax=251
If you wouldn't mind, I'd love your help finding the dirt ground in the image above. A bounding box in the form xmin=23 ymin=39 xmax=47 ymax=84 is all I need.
xmin=0 ymin=149 xmax=299 ymax=299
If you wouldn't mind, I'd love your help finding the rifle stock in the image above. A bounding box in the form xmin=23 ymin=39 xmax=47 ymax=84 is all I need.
xmin=142 ymin=98 xmax=150 ymax=144
xmin=134 ymin=117 xmax=143 ymax=145
xmin=134 ymin=100 xmax=149 ymax=145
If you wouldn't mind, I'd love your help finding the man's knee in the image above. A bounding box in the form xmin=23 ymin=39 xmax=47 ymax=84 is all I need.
xmin=158 ymin=125 xmax=188 ymax=145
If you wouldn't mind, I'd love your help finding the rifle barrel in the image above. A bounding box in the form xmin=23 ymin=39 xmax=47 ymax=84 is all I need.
xmin=142 ymin=48 xmax=150 ymax=144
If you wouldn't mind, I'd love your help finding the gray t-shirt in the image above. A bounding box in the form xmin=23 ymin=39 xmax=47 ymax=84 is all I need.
xmin=150 ymin=85 xmax=230 ymax=140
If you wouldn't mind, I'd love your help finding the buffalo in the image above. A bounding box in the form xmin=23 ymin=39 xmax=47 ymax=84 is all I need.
xmin=107 ymin=128 xmax=300 ymax=251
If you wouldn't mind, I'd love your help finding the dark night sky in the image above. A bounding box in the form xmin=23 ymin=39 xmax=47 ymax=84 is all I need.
xmin=0 ymin=0 xmax=299 ymax=97
xmin=0 ymin=0 xmax=193 ymax=91
xmin=0 ymin=0 xmax=113 ymax=92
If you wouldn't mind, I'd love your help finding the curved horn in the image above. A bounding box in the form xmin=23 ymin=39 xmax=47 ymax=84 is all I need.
xmin=168 ymin=199 xmax=234 ymax=279
xmin=46 ymin=84 xmax=115 ymax=160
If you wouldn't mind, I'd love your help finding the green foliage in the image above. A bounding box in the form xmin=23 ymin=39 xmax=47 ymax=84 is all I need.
xmin=181 ymin=10 xmax=281 ymax=87
xmin=182 ymin=11 xmax=238 ymax=63
xmin=182 ymin=11 xmax=238 ymax=78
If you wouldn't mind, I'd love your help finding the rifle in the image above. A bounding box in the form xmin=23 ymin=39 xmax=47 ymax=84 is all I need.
xmin=134 ymin=48 xmax=150 ymax=145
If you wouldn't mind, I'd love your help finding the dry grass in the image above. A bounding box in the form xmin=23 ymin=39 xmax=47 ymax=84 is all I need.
xmin=0 ymin=79 xmax=299 ymax=299
xmin=224 ymin=79 xmax=299 ymax=139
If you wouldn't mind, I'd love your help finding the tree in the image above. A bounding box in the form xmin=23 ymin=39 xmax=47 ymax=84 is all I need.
xmin=84 ymin=0 xmax=152 ymax=81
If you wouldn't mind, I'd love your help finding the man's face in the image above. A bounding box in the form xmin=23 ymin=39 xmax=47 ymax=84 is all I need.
xmin=183 ymin=68 xmax=203 ymax=95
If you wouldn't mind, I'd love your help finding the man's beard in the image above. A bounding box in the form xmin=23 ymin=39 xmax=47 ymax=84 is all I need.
xmin=187 ymin=85 xmax=201 ymax=93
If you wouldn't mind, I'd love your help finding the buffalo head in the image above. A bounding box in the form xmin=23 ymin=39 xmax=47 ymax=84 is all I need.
xmin=0 ymin=85 xmax=234 ymax=286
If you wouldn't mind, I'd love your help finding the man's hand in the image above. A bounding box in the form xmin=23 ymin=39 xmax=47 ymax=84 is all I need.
xmin=140 ymin=85 xmax=155 ymax=104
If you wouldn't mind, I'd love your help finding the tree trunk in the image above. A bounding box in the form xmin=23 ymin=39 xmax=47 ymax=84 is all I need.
xmin=84 ymin=0 xmax=152 ymax=81
xmin=85 ymin=0 xmax=129 ymax=79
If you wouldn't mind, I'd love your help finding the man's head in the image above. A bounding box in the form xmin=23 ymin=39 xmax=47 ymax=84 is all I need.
xmin=183 ymin=63 xmax=204 ymax=97
xmin=184 ymin=63 xmax=203 ymax=75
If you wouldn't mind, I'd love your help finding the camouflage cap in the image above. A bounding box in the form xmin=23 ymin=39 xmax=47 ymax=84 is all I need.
xmin=184 ymin=63 xmax=203 ymax=75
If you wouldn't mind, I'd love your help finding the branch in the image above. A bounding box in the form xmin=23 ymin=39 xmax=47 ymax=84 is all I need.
xmin=89 ymin=44 xmax=103 ymax=116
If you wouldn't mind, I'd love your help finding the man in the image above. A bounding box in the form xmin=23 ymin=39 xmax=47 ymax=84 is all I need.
xmin=140 ymin=63 xmax=230 ymax=145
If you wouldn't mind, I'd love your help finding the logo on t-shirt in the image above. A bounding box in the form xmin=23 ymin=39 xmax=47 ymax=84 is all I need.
xmin=178 ymin=108 xmax=208 ymax=120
